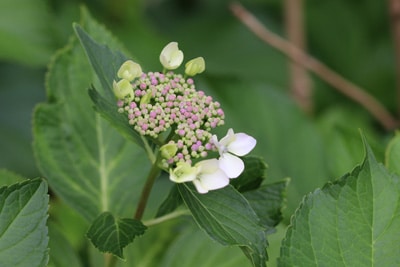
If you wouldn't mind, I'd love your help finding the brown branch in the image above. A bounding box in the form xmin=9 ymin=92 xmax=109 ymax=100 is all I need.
xmin=284 ymin=0 xmax=312 ymax=113
xmin=389 ymin=0 xmax=400 ymax=117
xmin=230 ymin=2 xmax=399 ymax=130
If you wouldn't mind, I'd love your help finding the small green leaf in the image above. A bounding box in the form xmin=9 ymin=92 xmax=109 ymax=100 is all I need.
xmin=0 ymin=178 xmax=49 ymax=267
xmin=86 ymin=212 xmax=147 ymax=259
xmin=243 ymin=179 xmax=289 ymax=232
xmin=230 ymin=156 xmax=267 ymax=192
xmin=178 ymin=184 xmax=267 ymax=267
xmin=279 ymin=140 xmax=400 ymax=266
xmin=156 ymin=184 xmax=182 ymax=217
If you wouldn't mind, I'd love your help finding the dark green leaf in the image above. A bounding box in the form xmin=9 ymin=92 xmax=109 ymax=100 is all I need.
xmin=73 ymin=24 xmax=127 ymax=99
xmin=230 ymin=156 xmax=267 ymax=192
xmin=0 ymin=178 xmax=49 ymax=267
xmin=88 ymin=86 xmax=144 ymax=146
xmin=156 ymin=184 xmax=182 ymax=217
xmin=74 ymin=23 xmax=144 ymax=148
xmin=243 ymin=179 xmax=289 ymax=232
xmin=178 ymin=184 xmax=267 ymax=267
xmin=279 ymin=139 xmax=400 ymax=266
xmin=86 ymin=212 xmax=147 ymax=259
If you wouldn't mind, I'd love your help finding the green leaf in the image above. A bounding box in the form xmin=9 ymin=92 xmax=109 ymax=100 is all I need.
xmin=243 ymin=179 xmax=289 ymax=232
xmin=385 ymin=132 xmax=400 ymax=176
xmin=178 ymin=184 xmax=267 ymax=267
xmin=33 ymin=8 xmax=150 ymax=222
xmin=230 ymin=156 xmax=267 ymax=192
xmin=86 ymin=211 xmax=147 ymax=259
xmin=0 ymin=178 xmax=49 ymax=267
xmin=156 ymin=184 xmax=182 ymax=217
xmin=48 ymin=222 xmax=83 ymax=267
xmin=73 ymin=24 xmax=127 ymax=100
xmin=88 ymin=86 xmax=144 ymax=146
xmin=161 ymin=225 xmax=252 ymax=267
xmin=279 ymin=140 xmax=400 ymax=266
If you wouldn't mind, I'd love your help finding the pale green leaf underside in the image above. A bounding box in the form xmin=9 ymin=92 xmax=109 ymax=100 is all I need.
xmin=279 ymin=141 xmax=400 ymax=266
xmin=33 ymin=8 xmax=149 ymax=222
xmin=0 ymin=179 xmax=49 ymax=267
xmin=86 ymin=212 xmax=147 ymax=259
xmin=178 ymin=184 xmax=267 ymax=267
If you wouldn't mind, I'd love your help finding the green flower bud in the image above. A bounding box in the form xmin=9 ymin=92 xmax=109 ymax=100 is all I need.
xmin=160 ymin=143 xmax=178 ymax=159
xmin=160 ymin=42 xmax=184 ymax=70
xmin=185 ymin=57 xmax=205 ymax=76
xmin=169 ymin=162 xmax=197 ymax=183
xmin=140 ymin=90 xmax=152 ymax=105
xmin=117 ymin=60 xmax=142 ymax=81
xmin=113 ymin=79 xmax=133 ymax=100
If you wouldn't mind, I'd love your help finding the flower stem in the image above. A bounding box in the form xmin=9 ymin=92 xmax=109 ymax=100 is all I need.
xmin=143 ymin=209 xmax=191 ymax=227
xmin=134 ymin=158 xmax=162 ymax=220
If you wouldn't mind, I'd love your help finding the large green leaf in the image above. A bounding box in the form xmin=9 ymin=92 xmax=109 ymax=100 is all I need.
xmin=178 ymin=184 xmax=267 ymax=267
xmin=0 ymin=178 xmax=49 ymax=267
xmin=86 ymin=212 xmax=147 ymax=259
xmin=279 ymin=140 xmax=400 ymax=266
xmin=243 ymin=179 xmax=289 ymax=232
xmin=33 ymin=9 xmax=150 ymax=222
xmin=160 ymin=225 xmax=252 ymax=267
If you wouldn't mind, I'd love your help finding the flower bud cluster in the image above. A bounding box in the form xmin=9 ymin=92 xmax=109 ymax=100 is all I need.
xmin=114 ymin=43 xmax=224 ymax=168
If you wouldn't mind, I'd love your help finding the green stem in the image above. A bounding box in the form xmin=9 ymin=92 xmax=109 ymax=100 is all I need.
xmin=134 ymin=159 xmax=162 ymax=220
xmin=141 ymin=135 xmax=156 ymax=163
xmin=105 ymin=253 xmax=117 ymax=267
xmin=143 ymin=209 xmax=191 ymax=227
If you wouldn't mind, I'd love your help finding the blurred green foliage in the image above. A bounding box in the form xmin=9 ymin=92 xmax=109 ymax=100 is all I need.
xmin=0 ymin=0 xmax=396 ymax=265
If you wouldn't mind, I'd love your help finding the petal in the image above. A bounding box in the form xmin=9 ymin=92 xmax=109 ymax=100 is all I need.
xmin=219 ymin=128 xmax=235 ymax=147
xmin=192 ymin=179 xmax=209 ymax=194
xmin=195 ymin=158 xmax=219 ymax=173
xmin=196 ymin=168 xmax=229 ymax=192
xmin=219 ymin=153 xmax=244 ymax=178
xmin=227 ymin=133 xmax=256 ymax=156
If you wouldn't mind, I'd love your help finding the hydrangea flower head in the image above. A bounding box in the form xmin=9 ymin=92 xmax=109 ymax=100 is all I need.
xmin=113 ymin=42 xmax=256 ymax=194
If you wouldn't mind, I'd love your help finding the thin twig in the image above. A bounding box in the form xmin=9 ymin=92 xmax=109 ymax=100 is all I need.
xmin=389 ymin=0 xmax=400 ymax=116
xmin=230 ymin=2 xmax=399 ymax=130
xmin=284 ymin=0 xmax=312 ymax=112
